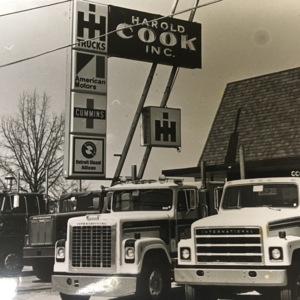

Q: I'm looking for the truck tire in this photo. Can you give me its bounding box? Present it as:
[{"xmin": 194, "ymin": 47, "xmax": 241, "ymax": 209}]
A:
[
  {"xmin": 279, "ymin": 265, "xmax": 300, "ymax": 300},
  {"xmin": 32, "ymin": 260, "xmax": 53, "ymax": 282},
  {"xmin": 59, "ymin": 293, "xmax": 90, "ymax": 300},
  {"xmin": 1, "ymin": 253, "xmax": 23, "ymax": 275},
  {"xmin": 185, "ymin": 285, "xmax": 218, "ymax": 300},
  {"xmin": 136, "ymin": 257, "xmax": 171, "ymax": 300}
]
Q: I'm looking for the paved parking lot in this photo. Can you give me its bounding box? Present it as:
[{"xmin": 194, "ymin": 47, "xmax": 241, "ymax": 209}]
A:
[{"xmin": 0, "ymin": 267, "xmax": 265, "ymax": 300}]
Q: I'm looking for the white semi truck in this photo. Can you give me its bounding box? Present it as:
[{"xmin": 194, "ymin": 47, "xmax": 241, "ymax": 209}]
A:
[
  {"xmin": 52, "ymin": 176, "xmax": 222, "ymax": 300},
  {"xmin": 175, "ymin": 176, "xmax": 300, "ymax": 300}
]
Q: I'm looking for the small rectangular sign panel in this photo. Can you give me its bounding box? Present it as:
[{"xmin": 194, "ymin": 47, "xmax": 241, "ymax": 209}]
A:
[
  {"xmin": 141, "ymin": 106, "xmax": 181, "ymax": 147},
  {"xmin": 72, "ymin": 51, "xmax": 107, "ymax": 94},
  {"xmin": 107, "ymin": 5, "xmax": 201, "ymax": 68},
  {"xmin": 70, "ymin": 135, "xmax": 105, "ymax": 178},
  {"xmin": 73, "ymin": 0, "xmax": 108, "ymax": 53},
  {"xmin": 70, "ymin": 92, "xmax": 107, "ymax": 135}
]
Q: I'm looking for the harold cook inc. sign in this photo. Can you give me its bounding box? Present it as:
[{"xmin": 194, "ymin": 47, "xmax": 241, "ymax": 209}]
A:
[{"xmin": 108, "ymin": 5, "xmax": 201, "ymax": 69}]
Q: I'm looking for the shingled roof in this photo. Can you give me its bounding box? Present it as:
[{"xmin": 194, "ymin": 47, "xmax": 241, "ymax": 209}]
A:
[
  {"xmin": 163, "ymin": 67, "xmax": 300, "ymax": 179},
  {"xmin": 199, "ymin": 66, "xmax": 300, "ymax": 167}
]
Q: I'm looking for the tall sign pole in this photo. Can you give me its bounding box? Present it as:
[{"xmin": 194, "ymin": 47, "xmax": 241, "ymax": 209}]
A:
[{"xmin": 112, "ymin": 63, "xmax": 157, "ymax": 183}]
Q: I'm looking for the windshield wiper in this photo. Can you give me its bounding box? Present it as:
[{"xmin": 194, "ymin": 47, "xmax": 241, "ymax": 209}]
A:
[{"xmin": 263, "ymin": 205, "xmax": 281, "ymax": 211}]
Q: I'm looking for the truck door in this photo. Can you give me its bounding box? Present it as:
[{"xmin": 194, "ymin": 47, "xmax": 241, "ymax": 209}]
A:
[{"xmin": 8, "ymin": 195, "xmax": 27, "ymax": 235}]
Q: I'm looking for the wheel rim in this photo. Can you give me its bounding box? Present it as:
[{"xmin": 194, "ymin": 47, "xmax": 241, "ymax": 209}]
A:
[
  {"xmin": 4, "ymin": 254, "xmax": 21, "ymax": 271},
  {"xmin": 149, "ymin": 269, "xmax": 163, "ymax": 298}
]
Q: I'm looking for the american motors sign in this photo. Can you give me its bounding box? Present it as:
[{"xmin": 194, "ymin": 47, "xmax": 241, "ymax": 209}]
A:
[{"xmin": 107, "ymin": 5, "xmax": 201, "ymax": 69}]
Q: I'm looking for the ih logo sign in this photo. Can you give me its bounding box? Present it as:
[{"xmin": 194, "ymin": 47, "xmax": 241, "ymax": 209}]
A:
[
  {"xmin": 73, "ymin": 1, "xmax": 108, "ymax": 53},
  {"xmin": 141, "ymin": 107, "xmax": 181, "ymax": 148},
  {"xmin": 155, "ymin": 112, "xmax": 176, "ymax": 142}
]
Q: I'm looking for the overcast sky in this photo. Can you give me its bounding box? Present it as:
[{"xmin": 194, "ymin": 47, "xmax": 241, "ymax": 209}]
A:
[{"xmin": 0, "ymin": 0, "xmax": 300, "ymax": 183}]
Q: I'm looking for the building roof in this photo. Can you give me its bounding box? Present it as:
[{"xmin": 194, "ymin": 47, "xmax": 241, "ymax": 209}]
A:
[
  {"xmin": 163, "ymin": 67, "xmax": 300, "ymax": 179},
  {"xmin": 200, "ymin": 66, "xmax": 300, "ymax": 166}
]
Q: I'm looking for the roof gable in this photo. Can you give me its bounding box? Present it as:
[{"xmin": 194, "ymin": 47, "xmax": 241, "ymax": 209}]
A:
[{"xmin": 200, "ymin": 67, "xmax": 300, "ymax": 166}]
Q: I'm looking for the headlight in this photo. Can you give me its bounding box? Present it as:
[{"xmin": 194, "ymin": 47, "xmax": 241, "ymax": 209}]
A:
[
  {"xmin": 125, "ymin": 247, "xmax": 135, "ymax": 259},
  {"xmin": 56, "ymin": 247, "xmax": 65, "ymax": 262},
  {"xmin": 181, "ymin": 247, "xmax": 191, "ymax": 260},
  {"xmin": 125, "ymin": 239, "xmax": 136, "ymax": 263},
  {"xmin": 269, "ymin": 247, "xmax": 283, "ymax": 260}
]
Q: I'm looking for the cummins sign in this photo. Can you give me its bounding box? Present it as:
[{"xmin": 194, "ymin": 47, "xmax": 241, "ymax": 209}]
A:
[{"xmin": 107, "ymin": 5, "xmax": 201, "ymax": 69}]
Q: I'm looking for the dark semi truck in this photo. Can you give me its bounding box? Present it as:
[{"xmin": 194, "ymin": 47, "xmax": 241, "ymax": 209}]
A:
[
  {"xmin": 0, "ymin": 191, "xmax": 46, "ymax": 274},
  {"xmin": 23, "ymin": 189, "xmax": 107, "ymax": 281}
]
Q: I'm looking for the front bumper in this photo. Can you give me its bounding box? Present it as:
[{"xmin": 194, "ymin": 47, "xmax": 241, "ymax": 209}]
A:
[
  {"xmin": 23, "ymin": 246, "xmax": 54, "ymax": 259},
  {"xmin": 52, "ymin": 274, "xmax": 137, "ymax": 297},
  {"xmin": 174, "ymin": 267, "xmax": 287, "ymax": 287}
]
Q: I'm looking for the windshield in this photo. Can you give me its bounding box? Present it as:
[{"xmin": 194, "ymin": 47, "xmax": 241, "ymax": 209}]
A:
[
  {"xmin": 60, "ymin": 194, "xmax": 100, "ymax": 212},
  {"xmin": 222, "ymin": 183, "xmax": 298, "ymax": 209},
  {"xmin": 0, "ymin": 195, "xmax": 12, "ymax": 212},
  {"xmin": 112, "ymin": 189, "xmax": 173, "ymax": 212}
]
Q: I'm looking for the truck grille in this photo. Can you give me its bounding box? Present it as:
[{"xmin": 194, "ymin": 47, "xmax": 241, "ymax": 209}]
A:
[
  {"xmin": 71, "ymin": 226, "xmax": 113, "ymax": 268},
  {"xmin": 195, "ymin": 227, "xmax": 263, "ymax": 264},
  {"xmin": 29, "ymin": 217, "xmax": 54, "ymax": 245}
]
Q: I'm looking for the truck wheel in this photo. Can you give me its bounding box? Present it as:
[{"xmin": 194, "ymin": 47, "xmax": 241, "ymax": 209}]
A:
[
  {"xmin": 2, "ymin": 253, "xmax": 23, "ymax": 274},
  {"xmin": 137, "ymin": 258, "xmax": 171, "ymax": 300},
  {"xmin": 279, "ymin": 265, "xmax": 300, "ymax": 300},
  {"xmin": 32, "ymin": 260, "xmax": 53, "ymax": 282},
  {"xmin": 185, "ymin": 285, "xmax": 218, "ymax": 300},
  {"xmin": 59, "ymin": 293, "xmax": 90, "ymax": 300}
]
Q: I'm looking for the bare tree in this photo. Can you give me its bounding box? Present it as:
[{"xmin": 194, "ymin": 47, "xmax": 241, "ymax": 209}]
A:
[{"xmin": 0, "ymin": 90, "xmax": 65, "ymax": 194}]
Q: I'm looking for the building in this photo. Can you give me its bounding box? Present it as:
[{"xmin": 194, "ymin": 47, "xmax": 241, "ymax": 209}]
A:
[{"xmin": 163, "ymin": 67, "xmax": 300, "ymax": 180}]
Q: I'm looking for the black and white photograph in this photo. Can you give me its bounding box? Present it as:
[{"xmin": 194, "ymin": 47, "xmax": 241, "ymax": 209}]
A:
[{"xmin": 0, "ymin": 0, "xmax": 300, "ymax": 299}]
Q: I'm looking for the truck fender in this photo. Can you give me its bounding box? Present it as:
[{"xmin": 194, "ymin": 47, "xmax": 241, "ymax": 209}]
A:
[{"xmin": 131, "ymin": 238, "xmax": 171, "ymax": 272}]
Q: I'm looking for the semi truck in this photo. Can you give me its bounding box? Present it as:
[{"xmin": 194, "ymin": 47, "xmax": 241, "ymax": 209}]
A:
[
  {"xmin": 23, "ymin": 189, "xmax": 107, "ymax": 281},
  {"xmin": 0, "ymin": 190, "xmax": 46, "ymax": 274},
  {"xmin": 175, "ymin": 176, "xmax": 300, "ymax": 300},
  {"xmin": 52, "ymin": 176, "xmax": 222, "ymax": 300}
]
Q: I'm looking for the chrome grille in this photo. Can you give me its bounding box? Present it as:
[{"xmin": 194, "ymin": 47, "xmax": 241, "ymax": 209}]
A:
[
  {"xmin": 29, "ymin": 217, "xmax": 54, "ymax": 245},
  {"xmin": 195, "ymin": 227, "xmax": 263, "ymax": 264},
  {"xmin": 72, "ymin": 225, "xmax": 112, "ymax": 268}
]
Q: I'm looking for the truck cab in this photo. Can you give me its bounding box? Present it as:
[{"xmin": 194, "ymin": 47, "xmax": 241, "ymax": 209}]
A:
[
  {"xmin": 175, "ymin": 177, "xmax": 300, "ymax": 300},
  {"xmin": 52, "ymin": 177, "xmax": 214, "ymax": 300},
  {"xmin": 23, "ymin": 189, "xmax": 106, "ymax": 281},
  {"xmin": 0, "ymin": 192, "xmax": 46, "ymax": 273}
]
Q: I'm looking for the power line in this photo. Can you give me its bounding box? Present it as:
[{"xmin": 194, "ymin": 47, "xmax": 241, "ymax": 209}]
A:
[
  {"xmin": 0, "ymin": 0, "xmax": 71, "ymax": 18},
  {"xmin": 0, "ymin": 0, "xmax": 222, "ymax": 69}
]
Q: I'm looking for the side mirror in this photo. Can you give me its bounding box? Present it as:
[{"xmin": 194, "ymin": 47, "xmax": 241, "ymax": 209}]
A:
[
  {"xmin": 198, "ymin": 189, "xmax": 209, "ymax": 218},
  {"xmin": 13, "ymin": 195, "xmax": 20, "ymax": 208},
  {"xmin": 189, "ymin": 192, "xmax": 196, "ymax": 210}
]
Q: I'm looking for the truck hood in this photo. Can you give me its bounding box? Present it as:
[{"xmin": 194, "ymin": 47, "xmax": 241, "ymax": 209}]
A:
[
  {"xmin": 31, "ymin": 210, "xmax": 99, "ymax": 220},
  {"xmin": 68, "ymin": 210, "xmax": 173, "ymax": 226},
  {"xmin": 193, "ymin": 207, "xmax": 300, "ymax": 228}
]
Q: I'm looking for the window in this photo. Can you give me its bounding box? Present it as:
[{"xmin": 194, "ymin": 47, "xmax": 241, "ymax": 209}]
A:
[
  {"xmin": 1, "ymin": 196, "xmax": 12, "ymax": 212},
  {"xmin": 177, "ymin": 189, "xmax": 196, "ymax": 212},
  {"xmin": 112, "ymin": 189, "xmax": 173, "ymax": 212},
  {"xmin": 222, "ymin": 183, "xmax": 298, "ymax": 209}
]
